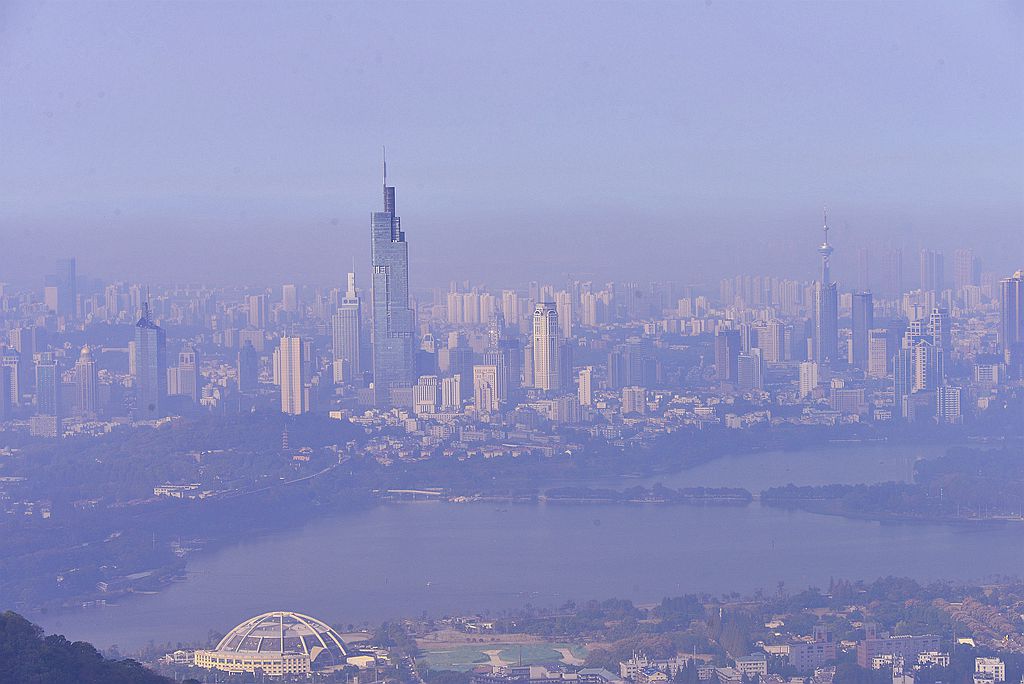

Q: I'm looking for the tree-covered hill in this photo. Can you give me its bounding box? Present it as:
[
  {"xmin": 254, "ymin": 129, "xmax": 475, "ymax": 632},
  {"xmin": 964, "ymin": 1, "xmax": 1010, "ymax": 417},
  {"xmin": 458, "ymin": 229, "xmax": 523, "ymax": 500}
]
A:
[{"xmin": 0, "ymin": 611, "xmax": 172, "ymax": 684}]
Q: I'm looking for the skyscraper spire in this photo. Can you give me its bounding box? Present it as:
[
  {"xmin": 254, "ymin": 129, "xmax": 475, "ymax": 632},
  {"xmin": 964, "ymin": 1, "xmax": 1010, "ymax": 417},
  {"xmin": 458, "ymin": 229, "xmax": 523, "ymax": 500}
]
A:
[
  {"xmin": 818, "ymin": 205, "xmax": 834, "ymax": 284},
  {"xmin": 382, "ymin": 146, "xmax": 387, "ymax": 188},
  {"xmin": 812, "ymin": 207, "xmax": 839, "ymax": 366}
]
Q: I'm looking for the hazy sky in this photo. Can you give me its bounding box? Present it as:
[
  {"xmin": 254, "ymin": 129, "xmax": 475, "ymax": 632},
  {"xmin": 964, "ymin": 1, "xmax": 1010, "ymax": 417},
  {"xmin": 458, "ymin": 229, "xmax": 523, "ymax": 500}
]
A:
[{"xmin": 1, "ymin": 1, "xmax": 1021, "ymax": 289}]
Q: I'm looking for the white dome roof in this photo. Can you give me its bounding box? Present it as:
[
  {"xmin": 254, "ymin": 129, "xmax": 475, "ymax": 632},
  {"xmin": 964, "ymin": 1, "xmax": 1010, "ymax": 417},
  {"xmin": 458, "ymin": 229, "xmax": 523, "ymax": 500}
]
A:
[{"xmin": 215, "ymin": 611, "xmax": 348, "ymax": 665}]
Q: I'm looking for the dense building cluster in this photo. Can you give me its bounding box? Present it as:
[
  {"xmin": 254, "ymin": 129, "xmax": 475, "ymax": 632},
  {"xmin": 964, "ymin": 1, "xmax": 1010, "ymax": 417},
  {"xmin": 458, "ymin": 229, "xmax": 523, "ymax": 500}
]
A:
[{"xmin": 0, "ymin": 169, "xmax": 1021, "ymax": 447}]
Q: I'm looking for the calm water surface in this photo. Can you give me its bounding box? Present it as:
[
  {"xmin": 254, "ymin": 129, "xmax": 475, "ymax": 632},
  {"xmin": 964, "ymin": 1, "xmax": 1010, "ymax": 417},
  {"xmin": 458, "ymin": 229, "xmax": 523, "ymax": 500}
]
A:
[{"xmin": 41, "ymin": 442, "xmax": 1017, "ymax": 651}]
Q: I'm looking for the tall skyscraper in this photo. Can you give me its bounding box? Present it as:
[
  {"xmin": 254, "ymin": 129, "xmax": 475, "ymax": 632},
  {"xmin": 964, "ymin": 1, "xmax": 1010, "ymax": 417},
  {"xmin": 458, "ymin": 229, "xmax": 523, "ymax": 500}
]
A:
[
  {"xmin": 370, "ymin": 157, "xmax": 416, "ymax": 405},
  {"xmin": 714, "ymin": 329, "xmax": 741, "ymax": 382},
  {"xmin": 1, "ymin": 351, "xmax": 21, "ymax": 406},
  {"xmin": 737, "ymin": 348, "xmax": 764, "ymax": 391},
  {"xmin": 531, "ymin": 302, "xmax": 560, "ymax": 392},
  {"xmin": 32, "ymin": 352, "xmax": 62, "ymax": 438},
  {"xmin": 850, "ymin": 292, "xmax": 873, "ymax": 370},
  {"xmin": 893, "ymin": 321, "xmax": 945, "ymax": 420},
  {"xmin": 332, "ymin": 272, "xmax": 362, "ymax": 382},
  {"xmin": 1000, "ymin": 271, "xmax": 1024, "ymax": 375},
  {"xmin": 881, "ymin": 248, "xmax": 904, "ymax": 298},
  {"xmin": 278, "ymin": 335, "xmax": 309, "ymax": 415},
  {"xmin": 170, "ymin": 344, "xmax": 201, "ymax": 403},
  {"xmin": 237, "ymin": 340, "xmax": 259, "ymax": 392},
  {"xmin": 55, "ymin": 257, "xmax": 77, "ymax": 318},
  {"xmin": 247, "ymin": 294, "xmax": 269, "ymax": 329},
  {"xmin": 0, "ymin": 365, "xmax": 11, "ymax": 421},
  {"xmin": 75, "ymin": 345, "xmax": 99, "ymax": 417},
  {"xmin": 812, "ymin": 210, "xmax": 839, "ymax": 366},
  {"xmin": 919, "ymin": 249, "xmax": 945, "ymax": 293},
  {"xmin": 472, "ymin": 364, "xmax": 499, "ymax": 414},
  {"xmin": 867, "ymin": 328, "xmax": 890, "ymax": 379},
  {"xmin": 952, "ymin": 249, "xmax": 980, "ymax": 292},
  {"xmin": 134, "ymin": 302, "xmax": 167, "ymax": 419},
  {"xmin": 578, "ymin": 366, "xmax": 593, "ymax": 406},
  {"xmin": 799, "ymin": 361, "xmax": 819, "ymax": 398},
  {"xmin": 281, "ymin": 284, "xmax": 299, "ymax": 312}
]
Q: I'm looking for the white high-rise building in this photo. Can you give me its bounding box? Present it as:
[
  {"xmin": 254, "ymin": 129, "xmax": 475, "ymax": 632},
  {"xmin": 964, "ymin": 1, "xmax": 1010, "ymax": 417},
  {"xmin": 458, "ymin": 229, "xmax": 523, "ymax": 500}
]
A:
[
  {"xmin": 440, "ymin": 375, "xmax": 462, "ymax": 411},
  {"xmin": 532, "ymin": 302, "xmax": 560, "ymax": 391},
  {"xmin": 473, "ymin": 365, "xmax": 499, "ymax": 414},
  {"xmin": 75, "ymin": 345, "xmax": 99, "ymax": 416},
  {"xmin": 332, "ymin": 272, "xmax": 362, "ymax": 380},
  {"xmin": 555, "ymin": 290, "xmax": 573, "ymax": 340},
  {"xmin": 799, "ymin": 361, "xmax": 819, "ymax": 398},
  {"xmin": 578, "ymin": 367, "xmax": 593, "ymax": 406},
  {"xmin": 622, "ymin": 386, "xmax": 646, "ymax": 415},
  {"xmin": 279, "ymin": 336, "xmax": 308, "ymax": 415},
  {"xmin": 282, "ymin": 284, "xmax": 299, "ymax": 312},
  {"xmin": 413, "ymin": 375, "xmax": 439, "ymax": 415},
  {"xmin": 867, "ymin": 329, "xmax": 890, "ymax": 379}
]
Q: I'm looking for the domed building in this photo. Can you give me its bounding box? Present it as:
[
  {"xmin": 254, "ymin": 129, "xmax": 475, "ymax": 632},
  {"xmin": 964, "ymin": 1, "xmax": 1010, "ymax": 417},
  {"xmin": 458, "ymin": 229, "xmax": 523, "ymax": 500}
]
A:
[{"xmin": 194, "ymin": 611, "xmax": 350, "ymax": 676}]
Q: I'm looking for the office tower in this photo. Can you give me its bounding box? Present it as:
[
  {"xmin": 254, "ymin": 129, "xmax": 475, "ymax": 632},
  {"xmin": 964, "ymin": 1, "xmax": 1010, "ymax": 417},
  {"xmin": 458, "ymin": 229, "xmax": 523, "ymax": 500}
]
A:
[
  {"xmin": 237, "ymin": 340, "xmax": 258, "ymax": 392},
  {"xmin": 857, "ymin": 247, "xmax": 870, "ymax": 291},
  {"xmin": 714, "ymin": 329, "xmax": 741, "ymax": 382},
  {"xmin": 621, "ymin": 386, "xmax": 646, "ymax": 415},
  {"xmin": 32, "ymin": 352, "xmax": 62, "ymax": 437},
  {"xmin": 578, "ymin": 367, "xmax": 593, "ymax": 406},
  {"xmin": 953, "ymin": 249, "xmax": 980, "ymax": 292},
  {"xmin": 278, "ymin": 336, "xmax": 309, "ymax": 415},
  {"xmin": 370, "ymin": 157, "xmax": 416, "ymax": 405},
  {"xmin": 481, "ymin": 349, "xmax": 509, "ymax": 405},
  {"xmin": 737, "ymin": 348, "xmax": 764, "ymax": 391},
  {"xmin": 170, "ymin": 344, "xmax": 201, "ymax": 402},
  {"xmin": 893, "ymin": 332, "xmax": 943, "ymax": 420},
  {"xmin": 756, "ymin": 320, "xmax": 785, "ymax": 364},
  {"xmin": 500, "ymin": 290, "xmax": 520, "ymax": 328},
  {"xmin": 1, "ymin": 351, "xmax": 21, "ymax": 406},
  {"xmin": 497, "ymin": 337, "xmax": 522, "ymax": 402},
  {"xmin": 1000, "ymin": 271, "xmax": 1024, "ymax": 375},
  {"xmin": 799, "ymin": 361, "xmax": 819, "ymax": 398},
  {"xmin": 413, "ymin": 375, "xmax": 439, "ymax": 415},
  {"xmin": 134, "ymin": 303, "xmax": 167, "ymax": 419},
  {"xmin": 554, "ymin": 291, "xmax": 573, "ymax": 339},
  {"xmin": 919, "ymin": 249, "xmax": 944, "ymax": 293},
  {"xmin": 881, "ymin": 248, "xmax": 904, "ymax": 297},
  {"xmin": 0, "ymin": 365, "xmax": 10, "ymax": 421},
  {"xmin": 558, "ymin": 339, "xmax": 575, "ymax": 392},
  {"xmin": 812, "ymin": 210, "xmax": 839, "ymax": 365},
  {"xmin": 332, "ymin": 272, "xmax": 362, "ymax": 382},
  {"xmin": 75, "ymin": 345, "xmax": 99, "ymax": 416},
  {"xmin": 53, "ymin": 257, "xmax": 76, "ymax": 318},
  {"xmin": 867, "ymin": 329, "xmax": 890, "ymax": 379},
  {"xmin": 282, "ymin": 284, "xmax": 299, "ymax": 312},
  {"xmin": 936, "ymin": 386, "xmax": 962, "ymax": 424},
  {"xmin": 247, "ymin": 294, "xmax": 269, "ymax": 329},
  {"xmin": 440, "ymin": 375, "xmax": 461, "ymax": 411},
  {"xmin": 850, "ymin": 292, "xmax": 873, "ymax": 370},
  {"xmin": 473, "ymin": 365, "xmax": 499, "ymax": 414},
  {"xmin": 532, "ymin": 302, "xmax": 560, "ymax": 391}
]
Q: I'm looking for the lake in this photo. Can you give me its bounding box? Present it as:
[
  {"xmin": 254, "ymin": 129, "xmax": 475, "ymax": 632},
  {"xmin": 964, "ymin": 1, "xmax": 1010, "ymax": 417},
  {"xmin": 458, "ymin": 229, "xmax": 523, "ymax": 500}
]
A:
[{"xmin": 40, "ymin": 442, "xmax": 1021, "ymax": 651}]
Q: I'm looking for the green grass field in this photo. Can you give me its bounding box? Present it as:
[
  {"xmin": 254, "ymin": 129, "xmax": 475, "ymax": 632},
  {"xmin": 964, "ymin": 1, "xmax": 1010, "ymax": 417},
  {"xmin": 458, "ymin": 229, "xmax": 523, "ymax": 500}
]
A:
[{"xmin": 420, "ymin": 643, "xmax": 588, "ymax": 672}]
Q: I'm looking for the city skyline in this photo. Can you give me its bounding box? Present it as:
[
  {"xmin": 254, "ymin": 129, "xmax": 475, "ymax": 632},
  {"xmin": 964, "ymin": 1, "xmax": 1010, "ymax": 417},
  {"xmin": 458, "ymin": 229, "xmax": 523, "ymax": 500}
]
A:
[{"xmin": 1, "ymin": 3, "xmax": 1023, "ymax": 681}]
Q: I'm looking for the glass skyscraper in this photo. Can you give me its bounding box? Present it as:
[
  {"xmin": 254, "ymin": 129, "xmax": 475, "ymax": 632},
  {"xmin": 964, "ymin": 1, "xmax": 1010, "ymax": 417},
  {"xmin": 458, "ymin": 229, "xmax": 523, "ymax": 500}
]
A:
[
  {"xmin": 134, "ymin": 302, "xmax": 167, "ymax": 418},
  {"xmin": 370, "ymin": 159, "xmax": 416, "ymax": 405}
]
